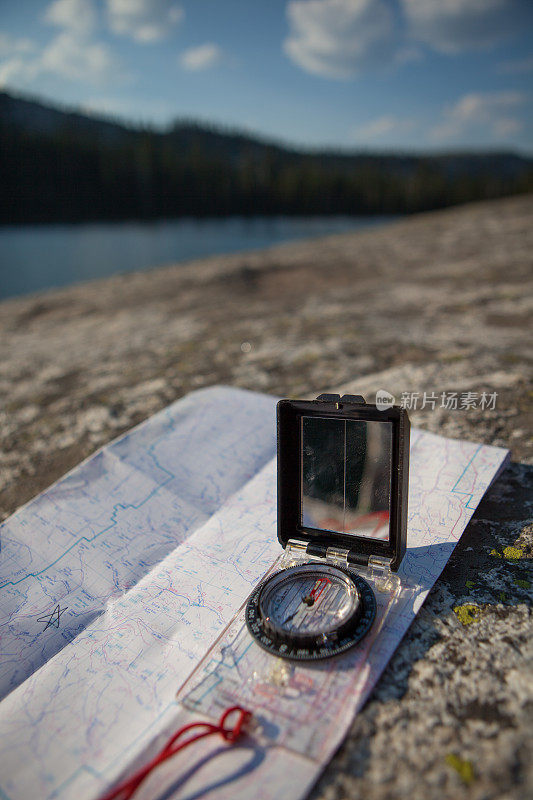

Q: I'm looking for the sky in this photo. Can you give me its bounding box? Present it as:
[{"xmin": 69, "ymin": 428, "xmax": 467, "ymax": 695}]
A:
[{"xmin": 0, "ymin": 0, "xmax": 532, "ymax": 153}]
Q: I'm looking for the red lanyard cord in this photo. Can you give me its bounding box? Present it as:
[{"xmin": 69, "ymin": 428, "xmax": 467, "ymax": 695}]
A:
[{"xmin": 100, "ymin": 706, "xmax": 252, "ymax": 800}]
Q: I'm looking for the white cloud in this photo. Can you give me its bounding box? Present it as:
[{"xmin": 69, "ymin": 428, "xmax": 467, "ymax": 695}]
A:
[
  {"xmin": 446, "ymin": 91, "xmax": 524, "ymax": 124},
  {"xmin": 180, "ymin": 43, "xmax": 224, "ymax": 72},
  {"xmin": 493, "ymin": 117, "xmax": 522, "ymax": 136},
  {"xmin": 41, "ymin": 30, "xmax": 116, "ymax": 82},
  {"xmin": 107, "ymin": 0, "xmax": 183, "ymax": 43},
  {"xmin": 404, "ymin": 0, "xmax": 526, "ymax": 54},
  {"xmin": 0, "ymin": 33, "xmax": 35, "ymax": 57},
  {"xmin": 0, "ymin": 57, "xmax": 33, "ymax": 87},
  {"xmin": 44, "ymin": 0, "xmax": 97, "ymax": 35},
  {"xmin": 282, "ymin": 0, "xmax": 532, "ymax": 81},
  {"xmin": 0, "ymin": 31, "xmax": 118, "ymax": 88},
  {"xmin": 1, "ymin": 0, "xmax": 137, "ymax": 90},
  {"xmin": 284, "ymin": 0, "xmax": 398, "ymax": 79},
  {"xmin": 431, "ymin": 91, "xmax": 527, "ymax": 141},
  {"xmin": 353, "ymin": 114, "xmax": 414, "ymax": 139}
]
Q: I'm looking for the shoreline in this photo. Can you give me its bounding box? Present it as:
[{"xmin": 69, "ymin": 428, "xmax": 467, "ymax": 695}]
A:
[{"xmin": 0, "ymin": 213, "xmax": 396, "ymax": 301}]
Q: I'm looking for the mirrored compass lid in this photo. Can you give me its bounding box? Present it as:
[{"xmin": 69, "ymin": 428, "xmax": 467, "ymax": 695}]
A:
[{"xmin": 277, "ymin": 394, "xmax": 410, "ymax": 571}]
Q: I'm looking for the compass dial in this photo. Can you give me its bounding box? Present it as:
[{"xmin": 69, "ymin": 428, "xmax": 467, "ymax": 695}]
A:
[
  {"xmin": 260, "ymin": 565, "xmax": 359, "ymax": 640},
  {"xmin": 246, "ymin": 563, "xmax": 376, "ymax": 661}
]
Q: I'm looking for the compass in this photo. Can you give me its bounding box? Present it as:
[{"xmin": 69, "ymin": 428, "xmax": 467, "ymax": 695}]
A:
[{"xmin": 245, "ymin": 563, "xmax": 376, "ymax": 661}]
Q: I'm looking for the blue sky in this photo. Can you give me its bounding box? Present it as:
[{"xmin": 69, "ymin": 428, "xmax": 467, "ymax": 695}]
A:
[{"xmin": 0, "ymin": 0, "xmax": 532, "ymax": 152}]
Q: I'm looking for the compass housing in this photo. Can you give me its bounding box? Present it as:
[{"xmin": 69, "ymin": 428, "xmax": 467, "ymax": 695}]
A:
[
  {"xmin": 246, "ymin": 563, "xmax": 377, "ymax": 660},
  {"xmin": 277, "ymin": 395, "xmax": 410, "ymax": 571},
  {"xmin": 259, "ymin": 563, "xmax": 362, "ymax": 645}
]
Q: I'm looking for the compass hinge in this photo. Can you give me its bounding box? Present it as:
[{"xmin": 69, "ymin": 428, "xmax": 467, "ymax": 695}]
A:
[
  {"xmin": 284, "ymin": 540, "xmax": 392, "ymax": 574},
  {"xmin": 285, "ymin": 539, "xmax": 355, "ymax": 568},
  {"xmin": 285, "ymin": 539, "xmax": 309, "ymax": 561},
  {"xmin": 368, "ymin": 555, "xmax": 393, "ymax": 577},
  {"xmin": 325, "ymin": 546, "xmax": 350, "ymax": 567}
]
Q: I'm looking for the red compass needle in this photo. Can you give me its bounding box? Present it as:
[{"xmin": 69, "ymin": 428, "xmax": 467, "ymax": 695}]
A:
[{"xmin": 308, "ymin": 578, "xmax": 330, "ymax": 602}]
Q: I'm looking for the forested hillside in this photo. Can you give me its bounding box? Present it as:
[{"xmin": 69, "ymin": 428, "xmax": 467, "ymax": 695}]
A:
[{"xmin": 1, "ymin": 91, "xmax": 532, "ymax": 224}]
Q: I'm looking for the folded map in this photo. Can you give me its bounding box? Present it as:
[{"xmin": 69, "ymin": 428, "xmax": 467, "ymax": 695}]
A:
[{"xmin": 0, "ymin": 386, "xmax": 509, "ymax": 800}]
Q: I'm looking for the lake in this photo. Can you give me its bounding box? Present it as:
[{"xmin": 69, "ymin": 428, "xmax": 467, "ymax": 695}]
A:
[{"xmin": 0, "ymin": 216, "xmax": 394, "ymax": 300}]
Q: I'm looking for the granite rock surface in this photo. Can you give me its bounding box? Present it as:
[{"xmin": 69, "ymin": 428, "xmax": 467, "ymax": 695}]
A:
[{"xmin": 1, "ymin": 194, "xmax": 532, "ymax": 799}]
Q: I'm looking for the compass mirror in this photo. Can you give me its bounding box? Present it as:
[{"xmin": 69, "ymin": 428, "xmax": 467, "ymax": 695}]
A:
[{"xmin": 301, "ymin": 417, "xmax": 393, "ymax": 542}]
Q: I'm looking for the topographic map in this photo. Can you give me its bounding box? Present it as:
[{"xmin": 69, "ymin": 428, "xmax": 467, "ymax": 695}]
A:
[{"xmin": 0, "ymin": 387, "xmax": 509, "ymax": 800}]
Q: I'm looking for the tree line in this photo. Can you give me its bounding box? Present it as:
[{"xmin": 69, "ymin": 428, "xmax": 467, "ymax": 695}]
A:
[{"xmin": 1, "ymin": 100, "xmax": 532, "ymax": 224}]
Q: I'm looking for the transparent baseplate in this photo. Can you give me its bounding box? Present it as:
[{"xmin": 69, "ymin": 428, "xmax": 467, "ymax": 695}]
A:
[{"xmin": 176, "ymin": 547, "xmax": 417, "ymax": 761}]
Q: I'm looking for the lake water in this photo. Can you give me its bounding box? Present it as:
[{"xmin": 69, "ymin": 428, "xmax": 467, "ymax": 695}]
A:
[{"xmin": 0, "ymin": 216, "xmax": 393, "ymax": 300}]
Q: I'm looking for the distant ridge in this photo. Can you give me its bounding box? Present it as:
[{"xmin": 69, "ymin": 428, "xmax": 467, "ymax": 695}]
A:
[{"xmin": 1, "ymin": 90, "xmax": 532, "ymax": 224}]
